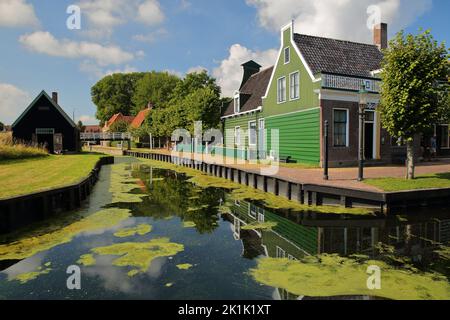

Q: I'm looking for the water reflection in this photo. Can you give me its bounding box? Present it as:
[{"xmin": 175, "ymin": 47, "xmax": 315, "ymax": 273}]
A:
[{"xmin": 0, "ymin": 159, "xmax": 448, "ymax": 300}]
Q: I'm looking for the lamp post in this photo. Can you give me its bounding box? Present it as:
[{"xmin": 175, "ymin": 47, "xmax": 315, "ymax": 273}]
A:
[
  {"xmin": 323, "ymin": 120, "xmax": 329, "ymax": 180},
  {"xmin": 358, "ymin": 84, "xmax": 368, "ymax": 181}
]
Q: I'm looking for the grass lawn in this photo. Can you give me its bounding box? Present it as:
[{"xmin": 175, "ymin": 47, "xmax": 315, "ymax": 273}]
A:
[
  {"xmin": 0, "ymin": 153, "xmax": 105, "ymax": 199},
  {"xmin": 365, "ymin": 172, "xmax": 450, "ymax": 192}
]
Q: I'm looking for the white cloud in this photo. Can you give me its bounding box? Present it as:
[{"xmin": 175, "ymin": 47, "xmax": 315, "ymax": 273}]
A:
[
  {"xmin": 19, "ymin": 31, "xmax": 135, "ymax": 66},
  {"xmin": 77, "ymin": 0, "xmax": 165, "ymax": 38},
  {"xmin": 0, "ymin": 83, "xmax": 31, "ymax": 125},
  {"xmin": 79, "ymin": 60, "xmax": 138, "ymax": 79},
  {"xmin": 246, "ymin": 0, "xmax": 432, "ymax": 42},
  {"xmin": 213, "ymin": 44, "xmax": 277, "ymax": 97},
  {"xmin": 133, "ymin": 28, "xmax": 168, "ymax": 44},
  {"xmin": 78, "ymin": 115, "xmax": 98, "ymax": 125},
  {"xmin": 137, "ymin": 0, "xmax": 165, "ymax": 25},
  {"xmin": 187, "ymin": 66, "xmax": 208, "ymax": 74},
  {"xmin": 0, "ymin": 0, "xmax": 40, "ymax": 28}
]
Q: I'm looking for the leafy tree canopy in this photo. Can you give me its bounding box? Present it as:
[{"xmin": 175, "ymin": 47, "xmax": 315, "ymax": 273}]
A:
[
  {"xmin": 380, "ymin": 30, "xmax": 449, "ymax": 140},
  {"xmin": 108, "ymin": 119, "xmax": 130, "ymax": 133},
  {"xmin": 91, "ymin": 73, "xmax": 145, "ymax": 124},
  {"xmin": 132, "ymin": 71, "xmax": 181, "ymax": 114}
]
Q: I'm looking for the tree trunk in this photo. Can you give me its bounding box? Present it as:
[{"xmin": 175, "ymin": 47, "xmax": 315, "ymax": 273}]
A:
[{"xmin": 406, "ymin": 139, "xmax": 415, "ymax": 180}]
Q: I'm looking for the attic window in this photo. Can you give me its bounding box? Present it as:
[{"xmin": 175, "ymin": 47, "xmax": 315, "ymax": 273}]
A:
[
  {"xmin": 284, "ymin": 47, "xmax": 290, "ymax": 64},
  {"xmin": 38, "ymin": 106, "xmax": 50, "ymax": 111},
  {"xmin": 234, "ymin": 92, "xmax": 240, "ymax": 113}
]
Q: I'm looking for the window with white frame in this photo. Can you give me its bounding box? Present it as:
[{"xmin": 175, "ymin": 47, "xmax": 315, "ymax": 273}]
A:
[
  {"xmin": 284, "ymin": 47, "xmax": 290, "ymax": 64},
  {"xmin": 277, "ymin": 77, "xmax": 286, "ymax": 103},
  {"xmin": 249, "ymin": 204, "xmax": 257, "ymax": 219},
  {"xmin": 333, "ymin": 109, "xmax": 348, "ymax": 147},
  {"xmin": 234, "ymin": 93, "xmax": 240, "ymax": 114},
  {"xmin": 234, "ymin": 126, "xmax": 241, "ymax": 146},
  {"xmin": 249, "ymin": 121, "xmax": 257, "ymax": 146},
  {"xmin": 276, "ymin": 246, "xmax": 286, "ymax": 258},
  {"xmin": 290, "ymin": 72, "xmax": 300, "ymax": 100}
]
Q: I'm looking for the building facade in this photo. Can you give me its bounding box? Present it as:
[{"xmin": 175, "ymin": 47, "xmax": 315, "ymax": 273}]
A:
[
  {"xmin": 222, "ymin": 22, "xmax": 416, "ymax": 167},
  {"xmin": 12, "ymin": 91, "xmax": 80, "ymax": 153}
]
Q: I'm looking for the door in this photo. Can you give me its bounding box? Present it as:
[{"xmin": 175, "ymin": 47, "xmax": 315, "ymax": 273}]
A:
[
  {"xmin": 364, "ymin": 111, "xmax": 375, "ymax": 160},
  {"xmin": 54, "ymin": 133, "xmax": 63, "ymax": 154},
  {"xmin": 258, "ymin": 119, "xmax": 266, "ymax": 159},
  {"xmin": 437, "ymin": 125, "xmax": 449, "ymax": 155}
]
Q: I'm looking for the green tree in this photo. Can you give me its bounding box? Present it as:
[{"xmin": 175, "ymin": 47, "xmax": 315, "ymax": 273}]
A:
[
  {"xmin": 380, "ymin": 30, "xmax": 449, "ymax": 179},
  {"xmin": 77, "ymin": 120, "xmax": 85, "ymax": 132},
  {"xmin": 132, "ymin": 71, "xmax": 181, "ymax": 114},
  {"xmin": 91, "ymin": 73, "xmax": 145, "ymax": 124},
  {"xmin": 109, "ymin": 119, "xmax": 130, "ymax": 133}
]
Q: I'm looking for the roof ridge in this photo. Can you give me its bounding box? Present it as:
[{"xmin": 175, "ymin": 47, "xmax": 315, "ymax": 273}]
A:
[
  {"xmin": 294, "ymin": 33, "xmax": 378, "ymax": 48},
  {"xmin": 248, "ymin": 65, "xmax": 274, "ymax": 80}
]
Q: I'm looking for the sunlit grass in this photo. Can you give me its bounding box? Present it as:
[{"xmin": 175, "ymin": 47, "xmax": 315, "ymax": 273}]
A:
[
  {"xmin": 365, "ymin": 172, "xmax": 450, "ymax": 191},
  {"xmin": 0, "ymin": 153, "xmax": 105, "ymax": 199},
  {"xmin": 0, "ymin": 132, "xmax": 48, "ymax": 161}
]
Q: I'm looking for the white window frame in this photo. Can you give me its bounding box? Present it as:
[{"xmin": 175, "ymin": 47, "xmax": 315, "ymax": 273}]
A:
[
  {"xmin": 234, "ymin": 126, "xmax": 241, "ymax": 146},
  {"xmin": 248, "ymin": 120, "xmax": 257, "ymax": 146},
  {"xmin": 332, "ymin": 108, "xmax": 349, "ymax": 148},
  {"xmin": 277, "ymin": 77, "xmax": 287, "ymax": 104},
  {"xmin": 276, "ymin": 246, "xmax": 286, "ymax": 258},
  {"xmin": 249, "ymin": 204, "xmax": 257, "ymax": 219},
  {"xmin": 284, "ymin": 47, "xmax": 290, "ymax": 64},
  {"xmin": 233, "ymin": 92, "xmax": 240, "ymax": 114},
  {"xmin": 289, "ymin": 71, "xmax": 300, "ymax": 101}
]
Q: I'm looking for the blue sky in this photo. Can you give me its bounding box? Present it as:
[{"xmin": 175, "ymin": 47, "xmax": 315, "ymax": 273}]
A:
[{"xmin": 0, "ymin": 0, "xmax": 449, "ymax": 125}]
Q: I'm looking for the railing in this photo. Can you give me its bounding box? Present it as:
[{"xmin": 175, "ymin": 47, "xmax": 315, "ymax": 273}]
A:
[
  {"xmin": 322, "ymin": 73, "xmax": 381, "ymax": 93},
  {"xmin": 80, "ymin": 132, "xmax": 132, "ymax": 141}
]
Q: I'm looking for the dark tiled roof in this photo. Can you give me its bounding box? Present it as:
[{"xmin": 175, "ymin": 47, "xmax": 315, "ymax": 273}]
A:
[
  {"xmin": 223, "ymin": 66, "xmax": 274, "ymax": 117},
  {"xmin": 293, "ymin": 34, "xmax": 383, "ymax": 78}
]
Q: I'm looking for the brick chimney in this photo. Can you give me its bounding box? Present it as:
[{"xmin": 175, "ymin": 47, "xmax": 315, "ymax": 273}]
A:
[
  {"xmin": 52, "ymin": 92, "xmax": 58, "ymax": 104},
  {"xmin": 240, "ymin": 60, "xmax": 262, "ymax": 89},
  {"xmin": 373, "ymin": 23, "xmax": 388, "ymax": 50}
]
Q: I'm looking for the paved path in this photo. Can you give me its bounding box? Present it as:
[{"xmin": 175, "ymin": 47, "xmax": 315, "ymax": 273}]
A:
[{"xmin": 92, "ymin": 146, "xmax": 450, "ymax": 193}]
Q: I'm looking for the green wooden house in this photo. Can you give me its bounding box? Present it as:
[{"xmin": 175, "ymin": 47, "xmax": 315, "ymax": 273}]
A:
[{"xmin": 222, "ymin": 22, "xmax": 402, "ymax": 167}]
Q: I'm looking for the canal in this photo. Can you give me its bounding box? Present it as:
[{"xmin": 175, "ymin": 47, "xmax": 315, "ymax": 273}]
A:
[{"xmin": 0, "ymin": 157, "xmax": 449, "ymax": 300}]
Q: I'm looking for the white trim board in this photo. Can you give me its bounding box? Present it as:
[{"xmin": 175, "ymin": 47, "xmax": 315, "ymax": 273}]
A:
[
  {"xmin": 265, "ymin": 107, "xmax": 320, "ymax": 120},
  {"xmin": 12, "ymin": 90, "xmax": 76, "ymax": 128}
]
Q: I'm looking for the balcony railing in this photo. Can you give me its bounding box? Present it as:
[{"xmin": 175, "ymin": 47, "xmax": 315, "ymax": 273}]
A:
[
  {"xmin": 80, "ymin": 132, "xmax": 132, "ymax": 141},
  {"xmin": 322, "ymin": 73, "xmax": 381, "ymax": 93}
]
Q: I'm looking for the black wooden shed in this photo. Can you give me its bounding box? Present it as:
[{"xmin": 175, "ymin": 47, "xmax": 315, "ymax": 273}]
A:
[{"xmin": 12, "ymin": 91, "xmax": 80, "ymax": 153}]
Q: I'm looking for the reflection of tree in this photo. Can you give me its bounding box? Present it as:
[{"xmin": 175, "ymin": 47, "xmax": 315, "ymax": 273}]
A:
[{"xmin": 132, "ymin": 166, "xmax": 224, "ymax": 234}]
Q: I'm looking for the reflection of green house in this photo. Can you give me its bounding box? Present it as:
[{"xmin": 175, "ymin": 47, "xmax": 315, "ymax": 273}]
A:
[{"xmin": 226, "ymin": 197, "xmax": 319, "ymax": 258}]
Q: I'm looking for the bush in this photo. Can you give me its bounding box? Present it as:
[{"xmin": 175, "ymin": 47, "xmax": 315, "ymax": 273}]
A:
[{"xmin": 0, "ymin": 132, "xmax": 48, "ymax": 161}]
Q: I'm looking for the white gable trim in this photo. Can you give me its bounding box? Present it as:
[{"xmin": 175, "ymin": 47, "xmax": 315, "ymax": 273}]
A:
[
  {"xmin": 12, "ymin": 90, "xmax": 77, "ymax": 129},
  {"xmin": 262, "ymin": 20, "xmax": 317, "ymax": 100}
]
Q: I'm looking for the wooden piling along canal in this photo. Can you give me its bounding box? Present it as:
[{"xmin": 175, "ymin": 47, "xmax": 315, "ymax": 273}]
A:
[
  {"xmin": 125, "ymin": 150, "xmax": 450, "ymax": 213},
  {"xmin": 0, "ymin": 156, "xmax": 114, "ymax": 234}
]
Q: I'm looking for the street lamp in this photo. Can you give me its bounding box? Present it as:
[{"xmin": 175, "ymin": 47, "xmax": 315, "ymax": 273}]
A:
[{"xmin": 358, "ymin": 84, "xmax": 368, "ymax": 181}]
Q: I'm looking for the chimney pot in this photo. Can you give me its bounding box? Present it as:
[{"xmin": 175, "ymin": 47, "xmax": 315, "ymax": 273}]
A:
[
  {"xmin": 52, "ymin": 92, "xmax": 58, "ymax": 104},
  {"xmin": 373, "ymin": 23, "xmax": 388, "ymax": 50},
  {"xmin": 240, "ymin": 60, "xmax": 262, "ymax": 89}
]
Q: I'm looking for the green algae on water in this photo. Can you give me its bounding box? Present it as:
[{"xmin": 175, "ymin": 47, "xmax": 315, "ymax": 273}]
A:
[
  {"xmin": 176, "ymin": 263, "xmax": 193, "ymax": 270},
  {"xmin": 250, "ymin": 255, "xmax": 450, "ymax": 300},
  {"xmin": 139, "ymin": 159, "xmax": 376, "ymax": 216},
  {"xmin": 11, "ymin": 263, "xmax": 52, "ymax": 284},
  {"xmin": 114, "ymin": 224, "xmax": 153, "ymax": 238},
  {"xmin": 90, "ymin": 238, "xmax": 184, "ymax": 277},
  {"xmin": 0, "ymin": 208, "xmax": 132, "ymax": 261},
  {"xmin": 77, "ymin": 254, "xmax": 96, "ymax": 267},
  {"xmin": 241, "ymin": 222, "xmax": 277, "ymax": 231},
  {"xmin": 183, "ymin": 221, "xmax": 196, "ymax": 228}
]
